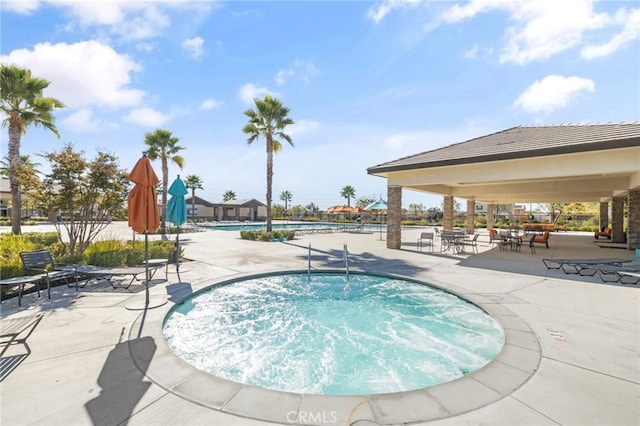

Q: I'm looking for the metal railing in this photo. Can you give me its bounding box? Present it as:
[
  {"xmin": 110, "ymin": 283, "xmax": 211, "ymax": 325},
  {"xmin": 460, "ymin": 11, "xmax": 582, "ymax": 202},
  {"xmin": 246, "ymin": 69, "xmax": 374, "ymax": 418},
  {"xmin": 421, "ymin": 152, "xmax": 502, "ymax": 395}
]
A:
[{"xmin": 343, "ymin": 244, "xmax": 350, "ymax": 280}]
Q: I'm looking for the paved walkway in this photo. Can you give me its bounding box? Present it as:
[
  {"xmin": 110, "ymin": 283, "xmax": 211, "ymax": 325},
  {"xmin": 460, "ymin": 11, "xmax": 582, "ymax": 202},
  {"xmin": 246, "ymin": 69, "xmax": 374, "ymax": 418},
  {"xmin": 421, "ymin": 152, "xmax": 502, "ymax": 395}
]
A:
[{"xmin": 1, "ymin": 223, "xmax": 638, "ymax": 425}]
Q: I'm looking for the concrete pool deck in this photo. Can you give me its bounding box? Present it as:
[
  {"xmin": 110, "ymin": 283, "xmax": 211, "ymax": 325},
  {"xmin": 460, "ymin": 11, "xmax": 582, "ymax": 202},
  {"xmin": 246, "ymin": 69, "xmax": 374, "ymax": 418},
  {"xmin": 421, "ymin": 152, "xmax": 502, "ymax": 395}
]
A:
[{"xmin": 1, "ymin": 222, "xmax": 638, "ymax": 425}]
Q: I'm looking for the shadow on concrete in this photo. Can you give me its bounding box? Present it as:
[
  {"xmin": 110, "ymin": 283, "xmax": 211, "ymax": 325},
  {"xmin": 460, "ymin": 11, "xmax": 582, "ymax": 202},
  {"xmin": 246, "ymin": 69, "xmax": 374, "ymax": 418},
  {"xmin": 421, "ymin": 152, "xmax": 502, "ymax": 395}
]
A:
[
  {"xmin": 85, "ymin": 336, "xmax": 156, "ymax": 426},
  {"xmin": 441, "ymin": 233, "xmax": 638, "ymax": 287},
  {"xmin": 281, "ymin": 240, "xmax": 431, "ymax": 276},
  {"xmin": 0, "ymin": 313, "xmax": 43, "ymax": 381}
]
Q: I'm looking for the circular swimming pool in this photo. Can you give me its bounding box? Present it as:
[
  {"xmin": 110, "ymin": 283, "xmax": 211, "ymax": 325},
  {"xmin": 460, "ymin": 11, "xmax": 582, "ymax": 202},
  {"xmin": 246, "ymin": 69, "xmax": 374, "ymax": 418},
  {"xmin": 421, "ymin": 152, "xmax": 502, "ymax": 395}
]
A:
[{"xmin": 163, "ymin": 272, "xmax": 505, "ymax": 396}]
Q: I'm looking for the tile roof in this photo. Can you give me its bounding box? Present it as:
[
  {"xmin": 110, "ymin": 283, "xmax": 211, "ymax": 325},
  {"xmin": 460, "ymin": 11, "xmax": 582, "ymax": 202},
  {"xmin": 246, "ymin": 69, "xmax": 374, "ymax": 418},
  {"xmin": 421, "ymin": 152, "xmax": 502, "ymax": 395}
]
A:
[
  {"xmin": 368, "ymin": 123, "xmax": 640, "ymax": 174},
  {"xmin": 185, "ymin": 196, "xmax": 266, "ymax": 208}
]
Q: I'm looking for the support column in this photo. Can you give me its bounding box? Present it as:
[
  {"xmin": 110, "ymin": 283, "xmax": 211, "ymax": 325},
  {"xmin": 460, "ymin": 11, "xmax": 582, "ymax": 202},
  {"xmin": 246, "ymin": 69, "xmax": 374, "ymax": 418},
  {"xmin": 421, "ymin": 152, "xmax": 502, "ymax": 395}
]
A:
[
  {"xmin": 612, "ymin": 196, "xmax": 625, "ymax": 244},
  {"xmin": 627, "ymin": 189, "xmax": 639, "ymax": 250},
  {"xmin": 487, "ymin": 204, "xmax": 495, "ymax": 230},
  {"xmin": 443, "ymin": 196, "xmax": 454, "ymax": 231},
  {"xmin": 387, "ymin": 185, "xmax": 402, "ymax": 250},
  {"xmin": 466, "ymin": 200, "xmax": 475, "ymax": 234},
  {"xmin": 599, "ymin": 201, "xmax": 609, "ymax": 231}
]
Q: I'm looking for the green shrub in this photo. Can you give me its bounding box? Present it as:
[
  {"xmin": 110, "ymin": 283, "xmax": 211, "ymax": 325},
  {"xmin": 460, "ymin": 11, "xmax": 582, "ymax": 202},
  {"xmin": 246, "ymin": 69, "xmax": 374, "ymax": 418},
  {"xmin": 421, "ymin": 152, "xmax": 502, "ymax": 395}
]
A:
[
  {"xmin": 48, "ymin": 242, "xmax": 69, "ymax": 258},
  {"xmin": 85, "ymin": 240, "xmax": 128, "ymax": 266},
  {"xmin": 0, "ymin": 234, "xmax": 39, "ymax": 297},
  {"xmin": 23, "ymin": 232, "xmax": 60, "ymax": 247},
  {"xmin": 240, "ymin": 230, "xmax": 294, "ymax": 242},
  {"xmin": 240, "ymin": 230, "xmax": 258, "ymax": 240},
  {"xmin": 84, "ymin": 239, "xmax": 172, "ymax": 266}
]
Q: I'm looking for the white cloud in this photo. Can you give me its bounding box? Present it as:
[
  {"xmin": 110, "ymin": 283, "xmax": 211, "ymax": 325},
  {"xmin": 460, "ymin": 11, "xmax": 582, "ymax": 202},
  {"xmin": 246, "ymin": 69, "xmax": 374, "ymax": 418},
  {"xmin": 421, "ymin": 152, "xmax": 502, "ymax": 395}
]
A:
[
  {"xmin": 3, "ymin": 0, "xmax": 40, "ymax": 14},
  {"xmin": 61, "ymin": 108, "xmax": 103, "ymax": 132},
  {"xmin": 514, "ymin": 75, "xmax": 595, "ymax": 114},
  {"xmin": 1, "ymin": 41, "xmax": 144, "ymax": 109},
  {"xmin": 582, "ymin": 8, "xmax": 640, "ymax": 59},
  {"xmin": 182, "ymin": 36, "xmax": 204, "ymax": 59},
  {"xmin": 382, "ymin": 125, "xmax": 491, "ymax": 154},
  {"xmin": 383, "ymin": 132, "xmax": 422, "ymax": 150},
  {"xmin": 8, "ymin": 1, "xmax": 214, "ymax": 42},
  {"xmin": 288, "ymin": 119, "xmax": 319, "ymax": 137},
  {"xmin": 124, "ymin": 107, "xmax": 170, "ymax": 127},
  {"xmin": 274, "ymin": 59, "xmax": 318, "ymax": 86},
  {"xmin": 441, "ymin": 0, "xmax": 635, "ymax": 64},
  {"xmin": 275, "ymin": 68, "xmax": 294, "ymax": 86},
  {"xmin": 499, "ymin": 1, "xmax": 608, "ymax": 64},
  {"xmin": 135, "ymin": 42, "xmax": 157, "ymax": 53},
  {"xmin": 463, "ymin": 44, "xmax": 479, "ymax": 59},
  {"xmin": 200, "ymin": 98, "xmax": 221, "ymax": 110},
  {"xmin": 367, "ymin": 0, "xmax": 422, "ymax": 24},
  {"xmin": 238, "ymin": 83, "xmax": 276, "ymax": 104}
]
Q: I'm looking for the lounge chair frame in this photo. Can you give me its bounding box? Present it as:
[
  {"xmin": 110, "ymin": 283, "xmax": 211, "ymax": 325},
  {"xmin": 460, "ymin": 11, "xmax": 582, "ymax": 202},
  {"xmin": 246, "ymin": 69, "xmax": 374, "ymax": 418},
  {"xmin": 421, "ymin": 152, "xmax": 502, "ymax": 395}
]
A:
[{"xmin": 65, "ymin": 264, "xmax": 164, "ymax": 289}]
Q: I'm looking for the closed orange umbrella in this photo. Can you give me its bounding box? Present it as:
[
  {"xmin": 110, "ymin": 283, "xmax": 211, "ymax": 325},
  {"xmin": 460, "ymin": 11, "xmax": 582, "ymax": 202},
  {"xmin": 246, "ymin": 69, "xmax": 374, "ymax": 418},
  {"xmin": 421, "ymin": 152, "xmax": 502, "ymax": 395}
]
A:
[
  {"xmin": 128, "ymin": 155, "xmax": 160, "ymax": 233},
  {"xmin": 128, "ymin": 153, "xmax": 160, "ymax": 307}
]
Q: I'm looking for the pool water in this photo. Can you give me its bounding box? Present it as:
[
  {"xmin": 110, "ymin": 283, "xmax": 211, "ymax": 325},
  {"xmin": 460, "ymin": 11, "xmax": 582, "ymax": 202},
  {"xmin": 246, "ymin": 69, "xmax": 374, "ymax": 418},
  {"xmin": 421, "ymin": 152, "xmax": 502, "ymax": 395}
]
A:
[
  {"xmin": 163, "ymin": 273, "xmax": 504, "ymax": 396},
  {"xmin": 200, "ymin": 222, "xmax": 383, "ymax": 232}
]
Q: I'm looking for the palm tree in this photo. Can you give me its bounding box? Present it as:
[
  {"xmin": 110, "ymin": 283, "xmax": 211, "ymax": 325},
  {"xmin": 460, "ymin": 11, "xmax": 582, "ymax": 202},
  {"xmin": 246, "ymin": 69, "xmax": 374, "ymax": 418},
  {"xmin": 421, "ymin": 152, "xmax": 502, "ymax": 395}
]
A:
[
  {"xmin": 144, "ymin": 129, "xmax": 185, "ymax": 230},
  {"xmin": 223, "ymin": 190, "xmax": 236, "ymax": 202},
  {"xmin": 243, "ymin": 94, "xmax": 294, "ymax": 232},
  {"xmin": 1, "ymin": 64, "xmax": 64, "ymax": 234},
  {"xmin": 340, "ymin": 185, "xmax": 356, "ymax": 207},
  {"xmin": 280, "ymin": 190, "xmax": 293, "ymax": 215},
  {"xmin": 184, "ymin": 174, "xmax": 203, "ymax": 220}
]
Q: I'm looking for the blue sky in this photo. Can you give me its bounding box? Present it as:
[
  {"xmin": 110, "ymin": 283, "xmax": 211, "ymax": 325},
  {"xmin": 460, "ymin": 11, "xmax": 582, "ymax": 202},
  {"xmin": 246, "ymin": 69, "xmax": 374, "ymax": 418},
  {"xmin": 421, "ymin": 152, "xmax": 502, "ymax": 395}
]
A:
[{"xmin": 2, "ymin": 0, "xmax": 639, "ymax": 210}]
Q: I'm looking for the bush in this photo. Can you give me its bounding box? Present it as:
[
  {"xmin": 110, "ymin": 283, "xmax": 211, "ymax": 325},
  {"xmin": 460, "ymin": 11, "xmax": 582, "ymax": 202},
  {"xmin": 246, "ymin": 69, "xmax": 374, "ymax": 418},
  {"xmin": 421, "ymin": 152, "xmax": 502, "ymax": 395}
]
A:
[
  {"xmin": 240, "ymin": 230, "xmax": 258, "ymax": 240},
  {"xmin": 0, "ymin": 234, "xmax": 38, "ymax": 280},
  {"xmin": 0, "ymin": 234, "xmax": 39, "ymax": 298},
  {"xmin": 85, "ymin": 239, "xmax": 173, "ymax": 266},
  {"xmin": 240, "ymin": 230, "xmax": 295, "ymax": 242},
  {"xmin": 85, "ymin": 240, "xmax": 128, "ymax": 266},
  {"xmin": 23, "ymin": 232, "xmax": 60, "ymax": 247},
  {"xmin": 258, "ymin": 231, "xmax": 274, "ymax": 241}
]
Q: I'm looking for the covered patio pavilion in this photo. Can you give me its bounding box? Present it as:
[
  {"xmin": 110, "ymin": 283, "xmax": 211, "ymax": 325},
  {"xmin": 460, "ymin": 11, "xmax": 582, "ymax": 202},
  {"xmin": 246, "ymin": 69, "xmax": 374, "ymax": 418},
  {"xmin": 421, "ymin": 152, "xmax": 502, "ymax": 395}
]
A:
[{"xmin": 368, "ymin": 123, "xmax": 640, "ymax": 251}]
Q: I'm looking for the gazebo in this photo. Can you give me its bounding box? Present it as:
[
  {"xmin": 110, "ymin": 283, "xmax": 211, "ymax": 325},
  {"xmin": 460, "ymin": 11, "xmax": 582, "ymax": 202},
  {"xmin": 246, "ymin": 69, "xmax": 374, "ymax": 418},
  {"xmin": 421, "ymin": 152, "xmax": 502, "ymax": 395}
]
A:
[{"xmin": 367, "ymin": 123, "xmax": 640, "ymax": 250}]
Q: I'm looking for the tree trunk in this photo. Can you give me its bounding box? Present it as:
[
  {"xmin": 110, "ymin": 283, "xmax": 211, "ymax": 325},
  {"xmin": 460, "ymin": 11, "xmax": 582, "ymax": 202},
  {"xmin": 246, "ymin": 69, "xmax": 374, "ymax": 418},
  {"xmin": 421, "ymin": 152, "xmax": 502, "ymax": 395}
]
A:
[
  {"xmin": 191, "ymin": 189, "xmax": 196, "ymax": 219},
  {"xmin": 8, "ymin": 123, "xmax": 22, "ymax": 235},
  {"xmin": 266, "ymin": 136, "xmax": 273, "ymax": 232}
]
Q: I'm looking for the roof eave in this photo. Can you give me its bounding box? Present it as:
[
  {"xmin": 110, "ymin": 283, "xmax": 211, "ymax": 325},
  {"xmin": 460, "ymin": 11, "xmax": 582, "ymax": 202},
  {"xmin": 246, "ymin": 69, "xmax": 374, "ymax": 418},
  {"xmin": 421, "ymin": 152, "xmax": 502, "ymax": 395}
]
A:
[{"xmin": 367, "ymin": 137, "xmax": 640, "ymax": 175}]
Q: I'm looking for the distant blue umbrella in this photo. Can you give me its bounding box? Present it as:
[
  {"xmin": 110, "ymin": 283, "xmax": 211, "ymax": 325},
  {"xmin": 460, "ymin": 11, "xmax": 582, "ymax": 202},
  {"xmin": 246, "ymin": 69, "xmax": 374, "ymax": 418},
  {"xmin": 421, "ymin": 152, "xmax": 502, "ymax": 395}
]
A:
[
  {"xmin": 166, "ymin": 176, "xmax": 188, "ymax": 281},
  {"xmin": 366, "ymin": 199, "xmax": 387, "ymax": 240},
  {"xmin": 365, "ymin": 199, "xmax": 387, "ymax": 211}
]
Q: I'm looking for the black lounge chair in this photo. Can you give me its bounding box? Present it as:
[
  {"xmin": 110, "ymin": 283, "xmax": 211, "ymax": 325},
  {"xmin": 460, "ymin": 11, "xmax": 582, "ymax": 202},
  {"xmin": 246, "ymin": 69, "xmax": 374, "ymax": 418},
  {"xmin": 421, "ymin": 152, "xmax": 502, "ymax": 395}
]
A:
[{"xmin": 63, "ymin": 264, "xmax": 164, "ymax": 289}]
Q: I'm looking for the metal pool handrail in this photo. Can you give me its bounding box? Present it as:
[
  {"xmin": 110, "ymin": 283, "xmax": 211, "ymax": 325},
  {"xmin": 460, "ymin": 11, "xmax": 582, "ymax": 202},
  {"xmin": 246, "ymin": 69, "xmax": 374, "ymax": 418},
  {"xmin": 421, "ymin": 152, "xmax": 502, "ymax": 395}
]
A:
[
  {"xmin": 308, "ymin": 244, "xmax": 311, "ymax": 282},
  {"xmin": 343, "ymin": 244, "xmax": 349, "ymax": 280}
]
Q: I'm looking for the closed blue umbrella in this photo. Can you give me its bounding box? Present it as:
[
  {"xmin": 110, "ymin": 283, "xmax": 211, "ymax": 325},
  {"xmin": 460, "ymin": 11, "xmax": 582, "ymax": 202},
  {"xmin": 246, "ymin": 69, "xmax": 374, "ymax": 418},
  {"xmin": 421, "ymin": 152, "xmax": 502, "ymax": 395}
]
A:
[
  {"xmin": 166, "ymin": 176, "xmax": 188, "ymax": 281},
  {"xmin": 166, "ymin": 176, "xmax": 188, "ymax": 227}
]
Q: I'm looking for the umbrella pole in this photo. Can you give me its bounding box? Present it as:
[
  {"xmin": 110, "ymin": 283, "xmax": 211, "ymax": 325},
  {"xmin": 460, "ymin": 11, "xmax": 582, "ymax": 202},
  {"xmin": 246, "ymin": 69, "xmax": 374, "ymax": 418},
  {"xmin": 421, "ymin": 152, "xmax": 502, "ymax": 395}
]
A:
[
  {"xmin": 175, "ymin": 232, "xmax": 181, "ymax": 282},
  {"xmin": 144, "ymin": 231, "xmax": 149, "ymax": 306}
]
